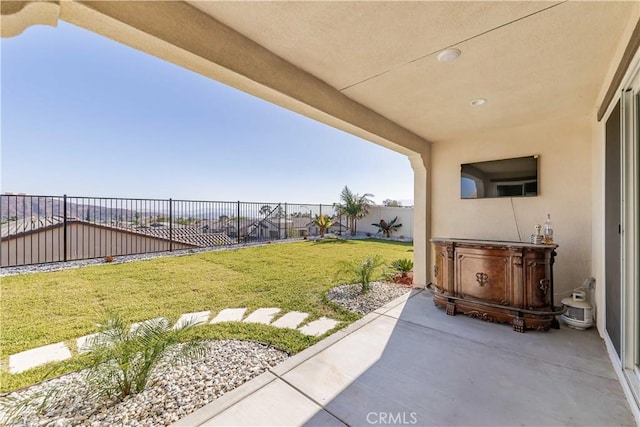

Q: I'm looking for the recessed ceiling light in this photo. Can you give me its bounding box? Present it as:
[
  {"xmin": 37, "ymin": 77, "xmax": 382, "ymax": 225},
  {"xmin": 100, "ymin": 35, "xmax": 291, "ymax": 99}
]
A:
[
  {"xmin": 470, "ymin": 98, "xmax": 487, "ymax": 106},
  {"xmin": 437, "ymin": 48, "xmax": 461, "ymax": 62}
]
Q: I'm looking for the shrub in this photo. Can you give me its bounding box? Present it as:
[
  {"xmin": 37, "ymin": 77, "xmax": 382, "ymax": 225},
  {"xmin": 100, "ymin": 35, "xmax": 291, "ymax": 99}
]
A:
[
  {"xmin": 371, "ymin": 216, "xmax": 403, "ymax": 238},
  {"xmin": 82, "ymin": 315, "xmax": 209, "ymax": 400},
  {"xmin": 338, "ymin": 255, "xmax": 385, "ymax": 294},
  {"xmin": 390, "ymin": 258, "xmax": 414, "ymax": 275}
]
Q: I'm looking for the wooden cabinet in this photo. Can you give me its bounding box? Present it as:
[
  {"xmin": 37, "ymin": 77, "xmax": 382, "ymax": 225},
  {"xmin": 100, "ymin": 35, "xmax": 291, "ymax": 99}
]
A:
[{"xmin": 431, "ymin": 238, "xmax": 558, "ymax": 332}]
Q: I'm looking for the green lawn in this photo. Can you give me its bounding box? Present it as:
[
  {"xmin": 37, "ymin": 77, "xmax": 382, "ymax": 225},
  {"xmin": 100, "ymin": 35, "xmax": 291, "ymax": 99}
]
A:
[{"xmin": 0, "ymin": 238, "xmax": 412, "ymax": 392}]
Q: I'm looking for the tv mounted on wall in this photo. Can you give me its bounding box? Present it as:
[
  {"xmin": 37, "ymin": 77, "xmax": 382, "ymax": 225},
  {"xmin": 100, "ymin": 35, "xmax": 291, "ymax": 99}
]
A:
[{"xmin": 461, "ymin": 155, "xmax": 538, "ymax": 199}]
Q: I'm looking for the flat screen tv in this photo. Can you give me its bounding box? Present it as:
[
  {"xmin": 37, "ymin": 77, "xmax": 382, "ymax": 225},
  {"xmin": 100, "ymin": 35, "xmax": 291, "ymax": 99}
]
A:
[{"xmin": 461, "ymin": 155, "xmax": 538, "ymax": 199}]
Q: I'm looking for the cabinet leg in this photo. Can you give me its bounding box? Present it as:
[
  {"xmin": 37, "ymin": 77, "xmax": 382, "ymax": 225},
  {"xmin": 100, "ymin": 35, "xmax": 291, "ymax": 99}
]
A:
[
  {"xmin": 446, "ymin": 302, "xmax": 456, "ymax": 316},
  {"xmin": 551, "ymin": 317, "xmax": 560, "ymax": 329},
  {"xmin": 513, "ymin": 317, "xmax": 525, "ymax": 333}
]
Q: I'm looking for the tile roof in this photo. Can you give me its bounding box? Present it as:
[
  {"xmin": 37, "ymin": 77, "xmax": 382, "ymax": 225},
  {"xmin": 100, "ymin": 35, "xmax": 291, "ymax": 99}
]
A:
[
  {"xmin": 1, "ymin": 216, "xmax": 67, "ymax": 238},
  {"xmin": 139, "ymin": 226, "xmax": 234, "ymax": 247},
  {"xmin": 1, "ymin": 217, "xmax": 233, "ymax": 247}
]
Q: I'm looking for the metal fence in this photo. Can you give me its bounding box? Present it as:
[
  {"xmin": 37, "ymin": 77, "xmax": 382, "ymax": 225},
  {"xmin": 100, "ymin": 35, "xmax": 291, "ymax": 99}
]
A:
[{"xmin": 0, "ymin": 194, "xmax": 346, "ymax": 267}]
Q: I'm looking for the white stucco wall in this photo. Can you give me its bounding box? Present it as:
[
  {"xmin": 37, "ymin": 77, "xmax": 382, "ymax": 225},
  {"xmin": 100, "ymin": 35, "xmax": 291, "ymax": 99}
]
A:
[
  {"xmin": 358, "ymin": 206, "xmax": 414, "ymax": 239},
  {"xmin": 430, "ymin": 115, "xmax": 593, "ymax": 298}
]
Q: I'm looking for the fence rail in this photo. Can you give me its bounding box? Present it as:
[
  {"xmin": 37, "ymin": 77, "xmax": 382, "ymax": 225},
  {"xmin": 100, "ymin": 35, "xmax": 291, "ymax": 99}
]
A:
[{"xmin": 0, "ymin": 194, "xmax": 346, "ymax": 267}]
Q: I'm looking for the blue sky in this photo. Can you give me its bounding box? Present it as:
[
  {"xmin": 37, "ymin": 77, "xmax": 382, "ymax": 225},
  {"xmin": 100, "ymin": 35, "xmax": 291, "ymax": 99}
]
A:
[{"xmin": 1, "ymin": 22, "xmax": 413, "ymax": 205}]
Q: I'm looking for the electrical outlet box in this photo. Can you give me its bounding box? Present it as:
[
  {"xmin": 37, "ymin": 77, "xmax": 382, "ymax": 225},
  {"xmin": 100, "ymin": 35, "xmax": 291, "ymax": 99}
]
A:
[{"xmin": 584, "ymin": 277, "xmax": 596, "ymax": 290}]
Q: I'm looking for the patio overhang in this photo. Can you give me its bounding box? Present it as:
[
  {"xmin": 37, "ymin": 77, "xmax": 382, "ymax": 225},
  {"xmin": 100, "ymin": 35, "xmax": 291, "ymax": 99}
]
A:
[{"xmin": 2, "ymin": 1, "xmax": 632, "ymax": 141}]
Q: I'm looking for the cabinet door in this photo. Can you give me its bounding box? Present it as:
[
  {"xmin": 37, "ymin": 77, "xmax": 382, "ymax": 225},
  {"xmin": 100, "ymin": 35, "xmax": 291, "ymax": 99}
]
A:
[
  {"xmin": 455, "ymin": 248, "xmax": 511, "ymax": 305},
  {"xmin": 433, "ymin": 242, "xmax": 455, "ymax": 294},
  {"xmin": 524, "ymin": 250, "xmax": 552, "ymax": 310}
]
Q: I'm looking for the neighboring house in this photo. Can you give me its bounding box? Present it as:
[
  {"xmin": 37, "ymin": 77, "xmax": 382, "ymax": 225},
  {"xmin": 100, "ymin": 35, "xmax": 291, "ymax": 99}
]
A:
[
  {"xmin": 306, "ymin": 218, "xmax": 349, "ymax": 236},
  {"xmin": 138, "ymin": 224, "xmax": 233, "ymax": 247},
  {"xmin": 254, "ymin": 216, "xmax": 348, "ymax": 238},
  {"xmin": 1, "ymin": 215, "xmax": 67, "ymax": 238},
  {"xmin": 268, "ymin": 216, "xmax": 307, "ymax": 237},
  {"xmin": 199, "ymin": 218, "xmax": 239, "ymax": 237},
  {"xmin": 239, "ymin": 218, "xmax": 281, "ymax": 240},
  {"xmin": 0, "ymin": 217, "xmax": 194, "ymax": 267},
  {"xmin": 1, "ymin": 218, "xmax": 234, "ymax": 267}
]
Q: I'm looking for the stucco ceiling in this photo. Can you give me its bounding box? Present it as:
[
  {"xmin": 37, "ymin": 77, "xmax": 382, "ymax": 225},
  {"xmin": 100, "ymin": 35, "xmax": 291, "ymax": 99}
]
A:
[{"xmin": 187, "ymin": 1, "xmax": 634, "ymax": 143}]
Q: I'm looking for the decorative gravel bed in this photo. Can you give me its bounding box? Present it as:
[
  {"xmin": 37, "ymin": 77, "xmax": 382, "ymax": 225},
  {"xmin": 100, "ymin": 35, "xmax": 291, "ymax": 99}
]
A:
[
  {"xmin": 326, "ymin": 281, "xmax": 412, "ymax": 315},
  {"xmin": 1, "ymin": 340, "xmax": 289, "ymax": 426}
]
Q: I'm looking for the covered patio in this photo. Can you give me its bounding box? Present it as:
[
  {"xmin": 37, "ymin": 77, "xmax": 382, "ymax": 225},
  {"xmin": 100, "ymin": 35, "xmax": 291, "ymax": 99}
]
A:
[
  {"xmin": 176, "ymin": 290, "xmax": 634, "ymax": 426},
  {"xmin": 3, "ymin": 1, "xmax": 639, "ymax": 424}
]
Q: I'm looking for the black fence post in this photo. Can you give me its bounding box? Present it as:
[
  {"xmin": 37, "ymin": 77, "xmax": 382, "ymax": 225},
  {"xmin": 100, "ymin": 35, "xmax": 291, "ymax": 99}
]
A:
[
  {"xmin": 284, "ymin": 203, "xmax": 288, "ymax": 239},
  {"xmin": 169, "ymin": 198, "xmax": 173, "ymax": 252},
  {"xmin": 63, "ymin": 194, "xmax": 68, "ymax": 262},
  {"xmin": 237, "ymin": 201, "xmax": 241, "ymax": 245}
]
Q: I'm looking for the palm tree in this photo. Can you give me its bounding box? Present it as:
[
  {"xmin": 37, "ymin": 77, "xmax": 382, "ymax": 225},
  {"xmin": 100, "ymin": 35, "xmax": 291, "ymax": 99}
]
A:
[
  {"xmin": 334, "ymin": 186, "xmax": 374, "ymax": 236},
  {"xmin": 312, "ymin": 214, "xmax": 334, "ymax": 237},
  {"xmin": 259, "ymin": 205, "xmax": 272, "ymax": 217}
]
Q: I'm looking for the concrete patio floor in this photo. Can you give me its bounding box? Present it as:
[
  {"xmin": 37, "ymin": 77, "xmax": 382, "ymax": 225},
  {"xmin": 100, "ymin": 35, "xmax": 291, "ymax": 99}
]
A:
[{"xmin": 175, "ymin": 289, "xmax": 636, "ymax": 426}]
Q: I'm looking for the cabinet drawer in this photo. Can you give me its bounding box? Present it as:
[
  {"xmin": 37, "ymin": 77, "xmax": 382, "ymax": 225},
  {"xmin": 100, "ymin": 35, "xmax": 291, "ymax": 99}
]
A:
[{"xmin": 455, "ymin": 250, "xmax": 511, "ymax": 305}]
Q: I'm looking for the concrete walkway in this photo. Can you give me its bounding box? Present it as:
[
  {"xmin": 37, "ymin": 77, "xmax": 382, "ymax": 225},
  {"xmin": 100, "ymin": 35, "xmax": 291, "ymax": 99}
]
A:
[
  {"xmin": 175, "ymin": 290, "xmax": 636, "ymax": 427},
  {"xmin": 7, "ymin": 308, "xmax": 339, "ymax": 374}
]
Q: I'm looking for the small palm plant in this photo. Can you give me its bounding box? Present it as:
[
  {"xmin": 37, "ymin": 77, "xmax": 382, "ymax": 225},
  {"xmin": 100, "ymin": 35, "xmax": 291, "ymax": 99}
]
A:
[
  {"xmin": 371, "ymin": 216, "xmax": 403, "ymax": 238},
  {"xmin": 83, "ymin": 315, "xmax": 209, "ymax": 400},
  {"xmin": 312, "ymin": 214, "xmax": 334, "ymax": 238},
  {"xmin": 391, "ymin": 258, "xmax": 414, "ymax": 277},
  {"xmin": 338, "ymin": 255, "xmax": 385, "ymax": 294},
  {"xmin": 2, "ymin": 315, "xmax": 210, "ymax": 423}
]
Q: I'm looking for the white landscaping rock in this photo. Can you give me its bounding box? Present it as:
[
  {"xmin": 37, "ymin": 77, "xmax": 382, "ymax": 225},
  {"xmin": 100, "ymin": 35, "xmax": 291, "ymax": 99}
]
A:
[
  {"xmin": 326, "ymin": 282, "xmax": 411, "ymax": 315},
  {"xmin": 243, "ymin": 308, "xmax": 281, "ymax": 325},
  {"xmin": 298, "ymin": 317, "xmax": 340, "ymax": 337},
  {"xmin": 210, "ymin": 308, "xmax": 247, "ymax": 324},
  {"xmin": 173, "ymin": 312, "xmax": 211, "ymax": 329},
  {"xmin": 4, "ymin": 340, "xmax": 289, "ymax": 426},
  {"xmin": 9, "ymin": 342, "xmax": 72, "ymax": 374},
  {"xmin": 271, "ymin": 311, "xmax": 309, "ymax": 329}
]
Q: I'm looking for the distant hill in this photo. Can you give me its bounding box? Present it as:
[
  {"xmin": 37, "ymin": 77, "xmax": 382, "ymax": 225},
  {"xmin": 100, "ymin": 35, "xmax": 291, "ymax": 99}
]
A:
[{"xmin": 0, "ymin": 194, "xmax": 140, "ymax": 222}]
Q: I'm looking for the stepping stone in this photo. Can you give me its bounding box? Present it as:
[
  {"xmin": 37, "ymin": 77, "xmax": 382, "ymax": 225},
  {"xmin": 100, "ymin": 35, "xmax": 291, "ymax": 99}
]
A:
[
  {"xmin": 243, "ymin": 308, "xmax": 281, "ymax": 325},
  {"xmin": 9, "ymin": 342, "xmax": 72, "ymax": 374},
  {"xmin": 174, "ymin": 311, "xmax": 211, "ymax": 329},
  {"xmin": 210, "ymin": 308, "xmax": 247, "ymax": 324},
  {"xmin": 79, "ymin": 317, "xmax": 170, "ymax": 352},
  {"xmin": 271, "ymin": 311, "xmax": 309, "ymax": 329},
  {"xmin": 131, "ymin": 317, "xmax": 169, "ymax": 334},
  {"xmin": 298, "ymin": 317, "xmax": 340, "ymax": 337}
]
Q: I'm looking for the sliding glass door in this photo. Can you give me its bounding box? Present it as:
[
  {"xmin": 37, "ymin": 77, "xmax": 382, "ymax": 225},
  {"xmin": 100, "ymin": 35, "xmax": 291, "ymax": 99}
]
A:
[{"xmin": 621, "ymin": 71, "xmax": 640, "ymax": 403}]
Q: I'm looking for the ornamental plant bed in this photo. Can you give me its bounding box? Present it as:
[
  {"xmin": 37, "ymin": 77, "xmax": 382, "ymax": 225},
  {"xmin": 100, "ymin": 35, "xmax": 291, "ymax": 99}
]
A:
[{"xmin": 391, "ymin": 272, "xmax": 414, "ymax": 287}]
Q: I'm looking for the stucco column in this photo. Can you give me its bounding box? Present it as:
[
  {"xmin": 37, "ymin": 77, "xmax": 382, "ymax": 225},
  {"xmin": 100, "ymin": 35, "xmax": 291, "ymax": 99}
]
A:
[{"xmin": 409, "ymin": 151, "xmax": 429, "ymax": 287}]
